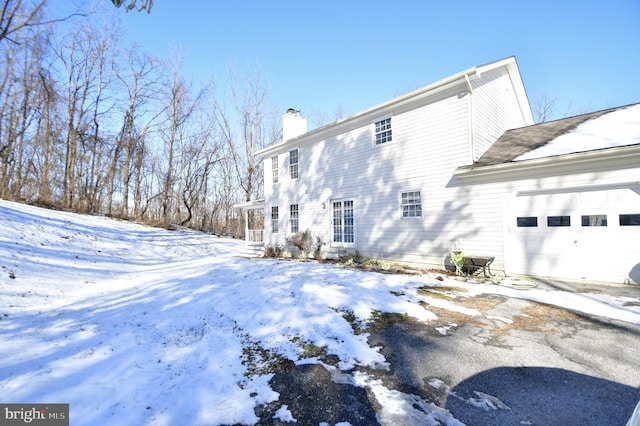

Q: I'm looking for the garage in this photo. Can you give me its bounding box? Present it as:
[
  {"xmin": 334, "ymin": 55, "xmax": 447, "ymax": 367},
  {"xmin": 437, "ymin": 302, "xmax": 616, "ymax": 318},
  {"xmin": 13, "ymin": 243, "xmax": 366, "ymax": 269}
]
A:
[{"xmin": 505, "ymin": 186, "xmax": 640, "ymax": 283}]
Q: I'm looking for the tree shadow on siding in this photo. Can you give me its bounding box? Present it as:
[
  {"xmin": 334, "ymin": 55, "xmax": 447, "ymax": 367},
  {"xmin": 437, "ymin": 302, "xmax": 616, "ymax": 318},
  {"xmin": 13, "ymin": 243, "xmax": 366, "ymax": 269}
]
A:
[{"xmin": 301, "ymin": 127, "xmax": 479, "ymax": 269}]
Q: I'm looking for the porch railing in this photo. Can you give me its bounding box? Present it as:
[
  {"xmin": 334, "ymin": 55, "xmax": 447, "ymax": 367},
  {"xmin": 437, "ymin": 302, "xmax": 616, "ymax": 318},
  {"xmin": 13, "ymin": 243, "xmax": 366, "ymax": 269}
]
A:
[{"xmin": 247, "ymin": 229, "xmax": 264, "ymax": 243}]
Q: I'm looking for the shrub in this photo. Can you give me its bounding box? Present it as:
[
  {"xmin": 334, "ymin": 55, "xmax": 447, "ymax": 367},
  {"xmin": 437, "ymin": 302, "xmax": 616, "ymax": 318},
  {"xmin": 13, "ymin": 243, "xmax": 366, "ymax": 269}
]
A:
[
  {"xmin": 264, "ymin": 244, "xmax": 283, "ymax": 258},
  {"xmin": 313, "ymin": 236, "xmax": 322, "ymax": 260},
  {"xmin": 286, "ymin": 229, "xmax": 315, "ymax": 257}
]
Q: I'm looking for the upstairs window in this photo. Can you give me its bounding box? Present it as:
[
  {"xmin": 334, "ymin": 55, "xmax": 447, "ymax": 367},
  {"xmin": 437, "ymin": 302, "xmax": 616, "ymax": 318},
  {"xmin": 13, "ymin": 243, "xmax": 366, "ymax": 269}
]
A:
[
  {"xmin": 271, "ymin": 156, "xmax": 278, "ymax": 184},
  {"xmin": 290, "ymin": 204, "xmax": 299, "ymax": 233},
  {"xmin": 289, "ymin": 149, "xmax": 299, "ymax": 179},
  {"xmin": 271, "ymin": 206, "xmax": 279, "ymax": 233},
  {"xmin": 374, "ymin": 117, "xmax": 392, "ymax": 145},
  {"xmin": 401, "ymin": 190, "xmax": 422, "ymax": 219}
]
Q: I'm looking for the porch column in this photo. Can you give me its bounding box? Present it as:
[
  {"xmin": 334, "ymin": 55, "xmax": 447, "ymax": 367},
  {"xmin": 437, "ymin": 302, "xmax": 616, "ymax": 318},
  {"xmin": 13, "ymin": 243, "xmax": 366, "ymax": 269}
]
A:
[{"xmin": 244, "ymin": 209, "xmax": 249, "ymax": 243}]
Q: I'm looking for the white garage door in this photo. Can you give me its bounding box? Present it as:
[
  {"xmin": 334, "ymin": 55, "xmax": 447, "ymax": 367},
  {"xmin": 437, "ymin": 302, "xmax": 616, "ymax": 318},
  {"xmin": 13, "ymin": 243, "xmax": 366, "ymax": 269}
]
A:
[{"xmin": 505, "ymin": 187, "xmax": 640, "ymax": 283}]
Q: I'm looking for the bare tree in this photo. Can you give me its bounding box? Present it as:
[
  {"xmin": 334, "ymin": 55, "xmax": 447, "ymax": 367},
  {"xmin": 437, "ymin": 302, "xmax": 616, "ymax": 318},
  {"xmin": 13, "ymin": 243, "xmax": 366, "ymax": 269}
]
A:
[
  {"xmin": 158, "ymin": 53, "xmax": 203, "ymax": 224},
  {"xmin": 309, "ymin": 103, "xmax": 348, "ymax": 127},
  {"xmin": 78, "ymin": 20, "xmax": 121, "ymax": 214},
  {"xmin": 533, "ymin": 92, "xmax": 593, "ymax": 123},
  {"xmin": 0, "ymin": 16, "xmax": 50, "ymax": 200},
  {"xmin": 33, "ymin": 58, "xmax": 59, "ymax": 204},
  {"xmin": 113, "ymin": 47, "xmax": 163, "ymax": 218},
  {"xmin": 176, "ymin": 112, "xmax": 223, "ymax": 228},
  {"xmin": 211, "ymin": 67, "xmax": 280, "ymax": 204},
  {"xmin": 56, "ymin": 24, "xmax": 102, "ymax": 208},
  {"xmin": 532, "ymin": 92, "xmax": 557, "ymax": 123}
]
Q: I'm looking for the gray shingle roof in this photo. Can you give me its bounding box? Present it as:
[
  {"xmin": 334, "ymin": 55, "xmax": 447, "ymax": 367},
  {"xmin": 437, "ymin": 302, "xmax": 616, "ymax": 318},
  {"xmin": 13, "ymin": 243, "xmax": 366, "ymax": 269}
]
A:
[{"xmin": 474, "ymin": 104, "xmax": 637, "ymax": 167}]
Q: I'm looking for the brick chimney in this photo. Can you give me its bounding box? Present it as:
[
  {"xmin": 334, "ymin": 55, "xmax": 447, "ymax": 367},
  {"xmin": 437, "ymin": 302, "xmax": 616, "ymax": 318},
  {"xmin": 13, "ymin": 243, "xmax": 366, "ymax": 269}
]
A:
[{"xmin": 282, "ymin": 108, "xmax": 307, "ymax": 141}]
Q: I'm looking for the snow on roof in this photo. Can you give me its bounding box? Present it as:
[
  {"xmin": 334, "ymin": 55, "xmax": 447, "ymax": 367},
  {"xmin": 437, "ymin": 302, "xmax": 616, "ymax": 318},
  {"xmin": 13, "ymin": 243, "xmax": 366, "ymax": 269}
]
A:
[{"xmin": 515, "ymin": 103, "xmax": 640, "ymax": 161}]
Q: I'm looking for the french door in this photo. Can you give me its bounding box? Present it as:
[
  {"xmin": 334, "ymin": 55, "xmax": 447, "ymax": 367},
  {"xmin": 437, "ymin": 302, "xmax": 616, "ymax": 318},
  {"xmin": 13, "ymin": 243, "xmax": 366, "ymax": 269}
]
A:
[{"xmin": 332, "ymin": 199, "xmax": 355, "ymax": 247}]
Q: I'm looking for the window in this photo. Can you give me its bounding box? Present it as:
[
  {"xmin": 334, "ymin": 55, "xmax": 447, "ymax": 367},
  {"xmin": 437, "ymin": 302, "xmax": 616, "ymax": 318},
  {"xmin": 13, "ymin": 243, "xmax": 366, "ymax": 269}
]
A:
[
  {"xmin": 290, "ymin": 204, "xmax": 299, "ymax": 233},
  {"xmin": 517, "ymin": 216, "xmax": 538, "ymax": 227},
  {"xmin": 271, "ymin": 206, "xmax": 279, "ymax": 233},
  {"xmin": 374, "ymin": 117, "xmax": 392, "ymax": 145},
  {"xmin": 332, "ymin": 199, "xmax": 354, "ymax": 244},
  {"xmin": 401, "ymin": 190, "xmax": 422, "ymax": 219},
  {"xmin": 289, "ymin": 149, "xmax": 299, "ymax": 179},
  {"xmin": 271, "ymin": 156, "xmax": 278, "ymax": 184},
  {"xmin": 619, "ymin": 214, "xmax": 640, "ymax": 226},
  {"xmin": 547, "ymin": 216, "xmax": 571, "ymax": 227},
  {"xmin": 581, "ymin": 215, "xmax": 607, "ymax": 226}
]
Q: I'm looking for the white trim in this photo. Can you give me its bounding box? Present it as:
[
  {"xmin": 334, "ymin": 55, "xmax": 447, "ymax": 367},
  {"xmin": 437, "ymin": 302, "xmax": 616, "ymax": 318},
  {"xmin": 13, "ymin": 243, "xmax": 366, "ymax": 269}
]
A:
[
  {"xmin": 372, "ymin": 114, "xmax": 393, "ymax": 147},
  {"xmin": 271, "ymin": 155, "xmax": 279, "ymax": 184},
  {"xmin": 233, "ymin": 200, "xmax": 265, "ymax": 210},
  {"xmin": 398, "ymin": 189, "xmax": 423, "ymax": 220},
  {"xmin": 330, "ymin": 198, "xmax": 356, "ymax": 248},
  {"xmin": 270, "ymin": 205, "xmax": 279, "ymax": 234},
  {"xmin": 289, "ymin": 203, "xmax": 300, "ymax": 234},
  {"xmin": 289, "ymin": 148, "xmax": 299, "ymax": 180}
]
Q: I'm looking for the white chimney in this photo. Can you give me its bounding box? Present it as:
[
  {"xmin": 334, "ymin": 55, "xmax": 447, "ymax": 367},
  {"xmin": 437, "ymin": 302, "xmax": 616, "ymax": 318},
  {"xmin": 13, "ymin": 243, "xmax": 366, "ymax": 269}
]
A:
[{"xmin": 282, "ymin": 108, "xmax": 307, "ymax": 141}]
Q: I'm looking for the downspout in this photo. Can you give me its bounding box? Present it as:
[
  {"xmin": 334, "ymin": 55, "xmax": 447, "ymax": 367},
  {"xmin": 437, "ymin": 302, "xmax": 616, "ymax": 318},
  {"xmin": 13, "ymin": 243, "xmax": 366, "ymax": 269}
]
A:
[{"xmin": 465, "ymin": 73, "xmax": 476, "ymax": 164}]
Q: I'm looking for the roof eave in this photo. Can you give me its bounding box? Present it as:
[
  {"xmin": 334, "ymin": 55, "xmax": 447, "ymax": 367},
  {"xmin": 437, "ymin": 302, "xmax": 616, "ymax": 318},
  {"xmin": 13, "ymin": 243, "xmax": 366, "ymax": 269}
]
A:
[
  {"xmin": 454, "ymin": 144, "xmax": 640, "ymax": 178},
  {"xmin": 233, "ymin": 200, "xmax": 265, "ymax": 210}
]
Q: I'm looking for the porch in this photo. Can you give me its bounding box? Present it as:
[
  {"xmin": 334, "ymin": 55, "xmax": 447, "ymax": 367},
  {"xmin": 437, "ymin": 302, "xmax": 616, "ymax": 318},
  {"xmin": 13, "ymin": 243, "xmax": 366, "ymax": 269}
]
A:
[{"xmin": 233, "ymin": 200, "xmax": 265, "ymax": 257}]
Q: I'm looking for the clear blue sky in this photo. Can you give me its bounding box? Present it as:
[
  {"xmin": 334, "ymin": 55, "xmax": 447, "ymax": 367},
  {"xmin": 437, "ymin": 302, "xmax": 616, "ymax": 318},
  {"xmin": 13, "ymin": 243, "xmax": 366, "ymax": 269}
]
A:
[{"xmin": 75, "ymin": 1, "xmax": 640, "ymax": 126}]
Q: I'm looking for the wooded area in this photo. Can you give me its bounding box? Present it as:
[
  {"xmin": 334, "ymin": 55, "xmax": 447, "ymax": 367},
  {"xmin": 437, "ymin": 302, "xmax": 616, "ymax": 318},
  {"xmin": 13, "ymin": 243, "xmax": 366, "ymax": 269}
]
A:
[{"xmin": 0, "ymin": 0, "xmax": 280, "ymax": 236}]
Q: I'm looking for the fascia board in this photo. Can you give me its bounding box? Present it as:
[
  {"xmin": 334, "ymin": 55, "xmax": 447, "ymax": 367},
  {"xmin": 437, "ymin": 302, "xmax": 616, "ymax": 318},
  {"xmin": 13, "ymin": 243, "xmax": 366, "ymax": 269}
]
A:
[
  {"xmin": 233, "ymin": 200, "xmax": 266, "ymax": 209},
  {"xmin": 454, "ymin": 144, "xmax": 640, "ymax": 179}
]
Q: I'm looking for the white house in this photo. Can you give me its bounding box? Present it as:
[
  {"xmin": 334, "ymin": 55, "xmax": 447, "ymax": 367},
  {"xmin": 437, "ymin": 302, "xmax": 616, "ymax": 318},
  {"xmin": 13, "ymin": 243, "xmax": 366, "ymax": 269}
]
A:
[{"xmin": 240, "ymin": 56, "xmax": 640, "ymax": 284}]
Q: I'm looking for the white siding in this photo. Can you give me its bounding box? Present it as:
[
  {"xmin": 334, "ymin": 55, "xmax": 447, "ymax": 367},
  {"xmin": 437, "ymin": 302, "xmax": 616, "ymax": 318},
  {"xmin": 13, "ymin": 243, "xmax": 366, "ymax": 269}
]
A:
[
  {"xmin": 472, "ymin": 67, "xmax": 528, "ymax": 160},
  {"xmin": 263, "ymin": 89, "xmax": 472, "ymax": 258}
]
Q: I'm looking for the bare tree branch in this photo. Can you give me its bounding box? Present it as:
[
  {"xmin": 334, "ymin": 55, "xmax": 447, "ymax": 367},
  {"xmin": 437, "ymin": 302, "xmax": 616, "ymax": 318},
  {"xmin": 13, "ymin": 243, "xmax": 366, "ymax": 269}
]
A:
[{"xmin": 0, "ymin": 0, "xmax": 83, "ymax": 45}]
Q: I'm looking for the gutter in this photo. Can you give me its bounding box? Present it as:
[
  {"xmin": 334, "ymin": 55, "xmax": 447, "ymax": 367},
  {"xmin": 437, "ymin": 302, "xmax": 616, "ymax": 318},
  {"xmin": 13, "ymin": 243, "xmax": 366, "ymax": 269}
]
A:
[{"xmin": 453, "ymin": 144, "xmax": 640, "ymax": 179}]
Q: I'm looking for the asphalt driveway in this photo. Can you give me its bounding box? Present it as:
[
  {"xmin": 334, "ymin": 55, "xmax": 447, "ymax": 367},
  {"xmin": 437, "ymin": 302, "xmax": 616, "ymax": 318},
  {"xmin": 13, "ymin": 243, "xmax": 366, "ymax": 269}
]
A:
[
  {"xmin": 368, "ymin": 291, "xmax": 640, "ymax": 425},
  {"xmin": 258, "ymin": 281, "xmax": 640, "ymax": 425}
]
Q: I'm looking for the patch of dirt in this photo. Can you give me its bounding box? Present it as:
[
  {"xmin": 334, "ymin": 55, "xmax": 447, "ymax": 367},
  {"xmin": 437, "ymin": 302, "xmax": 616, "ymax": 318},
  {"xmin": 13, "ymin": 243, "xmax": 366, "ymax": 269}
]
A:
[
  {"xmin": 419, "ymin": 294, "xmax": 504, "ymax": 329},
  {"xmin": 492, "ymin": 303, "xmax": 583, "ymax": 336},
  {"xmin": 420, "ymin": 294, "xmax": 585, "ymax": 338}
]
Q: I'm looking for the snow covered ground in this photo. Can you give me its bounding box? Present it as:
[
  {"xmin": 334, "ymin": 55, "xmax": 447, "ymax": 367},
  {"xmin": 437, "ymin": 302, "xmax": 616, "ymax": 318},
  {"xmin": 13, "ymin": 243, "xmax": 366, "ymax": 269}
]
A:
[{"xmin": 0, "ymin": 199, "xmax": 639, "ymax": 425}]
